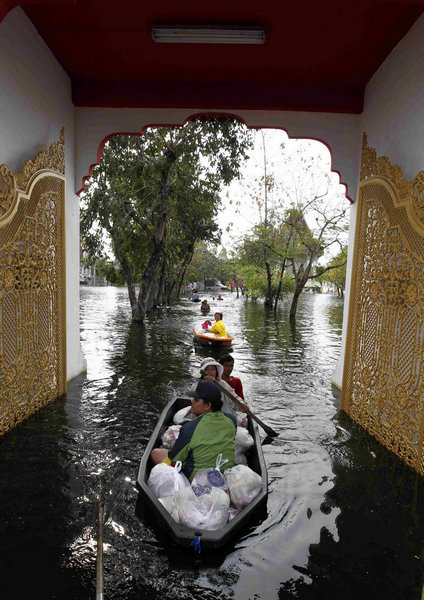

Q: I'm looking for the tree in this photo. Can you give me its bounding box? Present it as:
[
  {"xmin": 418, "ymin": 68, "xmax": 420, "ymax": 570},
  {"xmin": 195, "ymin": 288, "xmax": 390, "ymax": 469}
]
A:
[
  {"xmin": 282, "ymin": 201, "xmax": 349, "ymax": 318},
  {"xmin": 318, "ymin": 246, "xmax": 348, "ymax": 296},
  {"xmin": 81, "ymin": 118, "xmax": 253, "ymax": 321},
  {"xmin": 229, "ymin": 131, "xmax": 349, "ymax": 315}
]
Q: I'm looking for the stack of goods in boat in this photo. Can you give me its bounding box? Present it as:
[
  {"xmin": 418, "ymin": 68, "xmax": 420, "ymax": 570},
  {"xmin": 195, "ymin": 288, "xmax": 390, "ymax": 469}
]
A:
[
  {"xmin": 137, "ymin": 397, "xmax": 268, "ymax": 548},
  {"xmin": 147, "ymin": 406, "xmax": 260, "ymax": 531}
]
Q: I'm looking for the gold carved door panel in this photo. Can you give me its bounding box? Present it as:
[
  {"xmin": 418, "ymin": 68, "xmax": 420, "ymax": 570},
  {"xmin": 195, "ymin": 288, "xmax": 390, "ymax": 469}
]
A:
[
  {"xmin": 342, "ymin": 135, "xmax": 424, "ymax": 476},
  {"xmin": 0, "ymin": 133, "xmax": 66, "ymax": 435}
]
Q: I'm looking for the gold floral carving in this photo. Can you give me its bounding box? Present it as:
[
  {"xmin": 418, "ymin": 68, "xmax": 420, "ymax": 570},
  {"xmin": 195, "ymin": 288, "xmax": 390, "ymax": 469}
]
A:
[
  {"xmin": 342, "ymin": 134, "xmax": 424, "ymax": 476},
  {"xmin": 360, "ymin": 133, "xmax": 424, "ymax": 233},
  {"xmin": 0, "ymin": 131, "xmax": 66, "ymax": 436},
  {"xmin": 0, "ymin": 129, "xmax": 65, "ymax": 223}
]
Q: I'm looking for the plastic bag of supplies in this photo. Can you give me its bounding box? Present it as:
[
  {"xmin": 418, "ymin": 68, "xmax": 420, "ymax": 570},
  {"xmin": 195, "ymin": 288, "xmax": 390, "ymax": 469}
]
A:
[
  {"xmin": 176, "ymin": 486, "xmax": 229, "ymax": 530},
  {"xmin": 191, "ymin": 453, "xmax": 229, "ymax": 495},
  {"xmin": 173, "ymin": 406, "xmax": 195, "ymax": 425},
  {"xmin": 235, "ymin": 427, "xmax": 254, "ymax": 453},
  {"xmin": 236, "ymin": 412, "xmax": 248, "ymax": 428},
  {"xmin": 147, "ymin": 460, "xmax": 190, "ymax": 498},
  {"xmin": 160, "ymin": 424, "xmax": 181, "ymax": 449},
  {"xmin": 225, "ymin": 464, "xmax": 262, "ymax": 510}
]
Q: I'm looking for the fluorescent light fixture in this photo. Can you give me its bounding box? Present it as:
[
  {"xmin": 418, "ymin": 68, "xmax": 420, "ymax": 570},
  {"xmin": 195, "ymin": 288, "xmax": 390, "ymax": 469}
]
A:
[{"xmin": 152, "ymin": 26, "xmax": 265, "ymax": 44}]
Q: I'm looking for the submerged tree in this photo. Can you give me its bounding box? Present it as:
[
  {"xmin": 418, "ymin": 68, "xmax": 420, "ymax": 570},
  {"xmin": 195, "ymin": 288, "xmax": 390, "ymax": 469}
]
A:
[
  {"xmin": 81, "ymin": 118, "xmax": 253, "ymax": 321},
  {"xmin": 229, "ymin": 131, "xmax": 349, "ymax": 315}
]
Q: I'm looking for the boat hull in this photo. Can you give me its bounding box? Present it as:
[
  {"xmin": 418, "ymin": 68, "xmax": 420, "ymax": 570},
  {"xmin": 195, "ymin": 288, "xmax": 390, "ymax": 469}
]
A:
[
  {"xmin": 192, "ymin": 328, "xmax": 234, "ymax": 349},
  {"xmin": 136, "ymin": 397, "xmax": 268, "ymax": 549}
]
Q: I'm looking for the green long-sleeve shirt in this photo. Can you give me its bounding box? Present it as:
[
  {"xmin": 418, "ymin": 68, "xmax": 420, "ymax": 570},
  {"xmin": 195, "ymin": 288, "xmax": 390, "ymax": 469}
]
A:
[{"xmin": 169, "ymin": 411, "xmax": 236, "ymax": 481}]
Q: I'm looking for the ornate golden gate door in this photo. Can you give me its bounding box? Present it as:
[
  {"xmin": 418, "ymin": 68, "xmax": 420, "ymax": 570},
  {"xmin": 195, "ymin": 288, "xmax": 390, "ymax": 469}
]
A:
[
  {"xmin": 342, "ymin": 134, "xmax": 424, "ymax": 476},
  {"xmin": 0, "ymin": 132, "xmax": 66, "ymax": 435}
]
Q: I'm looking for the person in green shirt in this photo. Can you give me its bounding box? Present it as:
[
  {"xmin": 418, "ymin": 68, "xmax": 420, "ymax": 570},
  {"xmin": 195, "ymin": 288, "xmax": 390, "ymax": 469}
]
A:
[{"xmin": 150, "ymin": 380, "xmax": 236, "ymax": 481}]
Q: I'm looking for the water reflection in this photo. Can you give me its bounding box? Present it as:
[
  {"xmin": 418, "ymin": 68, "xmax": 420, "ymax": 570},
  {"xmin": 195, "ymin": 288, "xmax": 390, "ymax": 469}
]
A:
[{"xmin": 0, "ymin": 288, "xmax": 423, "ymax": 599}]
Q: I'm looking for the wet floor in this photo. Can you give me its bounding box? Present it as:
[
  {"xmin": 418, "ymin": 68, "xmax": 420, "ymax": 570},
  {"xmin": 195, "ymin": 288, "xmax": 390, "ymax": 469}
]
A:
[{"xmin": 1, "ymin": 287, "xmax": 424, "ymax": 599}]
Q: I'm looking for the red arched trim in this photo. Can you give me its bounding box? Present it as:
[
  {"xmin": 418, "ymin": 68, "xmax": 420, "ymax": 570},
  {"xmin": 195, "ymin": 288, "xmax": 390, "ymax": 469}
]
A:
[{"xmin": 77, "ymin": 111, "xmax": 353, "ymax": 204}]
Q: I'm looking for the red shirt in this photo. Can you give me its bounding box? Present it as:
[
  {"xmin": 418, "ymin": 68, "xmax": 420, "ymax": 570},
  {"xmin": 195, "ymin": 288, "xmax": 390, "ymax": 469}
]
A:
[{"xmin": 227, "ymin": 376, "xmax": 244, "ymax": 400}]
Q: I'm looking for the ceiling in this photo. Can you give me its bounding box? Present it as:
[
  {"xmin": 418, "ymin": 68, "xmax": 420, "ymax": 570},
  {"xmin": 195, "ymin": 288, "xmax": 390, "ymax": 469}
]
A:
[{"xmin": 5, "ymin": 0, "xmax": 424, "ymax": 113}]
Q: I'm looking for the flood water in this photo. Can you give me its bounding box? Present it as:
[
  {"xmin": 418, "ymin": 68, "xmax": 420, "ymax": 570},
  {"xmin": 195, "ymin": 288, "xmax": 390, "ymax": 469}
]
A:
[{"xmin": 1, "ymin": 287, "xmax": 424, "ymax": 599}]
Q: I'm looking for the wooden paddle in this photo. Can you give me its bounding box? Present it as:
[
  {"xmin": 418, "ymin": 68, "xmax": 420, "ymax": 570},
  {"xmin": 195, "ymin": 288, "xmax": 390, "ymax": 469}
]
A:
[{"xmin": 211, "ymin": 378, "xmax": 278, "ymax": 437}]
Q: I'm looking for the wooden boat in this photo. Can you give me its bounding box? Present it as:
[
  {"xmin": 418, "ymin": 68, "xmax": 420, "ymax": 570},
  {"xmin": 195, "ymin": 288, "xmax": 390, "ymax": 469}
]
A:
[
  {"xmin": 192, "ymin": 328, "xmax": 234, "ymax": 349},
  {"xmin": 136, "ymin": 397, "xmax": 268, "ymax": 549}
]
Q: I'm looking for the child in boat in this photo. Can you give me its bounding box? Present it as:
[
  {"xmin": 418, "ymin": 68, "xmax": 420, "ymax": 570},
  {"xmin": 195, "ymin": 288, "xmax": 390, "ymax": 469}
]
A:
[
  {"xmin": 204, "ymin": 312, "xmax": 227, "ymax": 337},
  {"xmin": 219, "ymin": 355, "xmax": 244, "ymax": 400},
  {"xmin": 199, "ymin": 357, "xmax": 248, "ymax": 417},
  {"xmin": 172, "ymin": 357, "xmax": 248, "ymax": 426}
]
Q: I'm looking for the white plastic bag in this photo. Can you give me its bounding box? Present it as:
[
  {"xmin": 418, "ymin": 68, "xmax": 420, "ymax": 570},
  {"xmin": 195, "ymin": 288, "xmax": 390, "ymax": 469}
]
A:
[
  {"xmin": 196, "ymin": 486, "xmax": 230, "ymax": 511},
  {"xmin": 235, "ymin": 427, "xmax": 254, "ymax": 453},
  {"xmin": 159, "ymin": 485, "xmax": 194, "ymax": 523},
  {"xmin": 225, "ymin": 464, "xmax": 262, "ymax": 510},
  {"xmin": 191, "ymin": 453, "xmax": 229, "ymax": 495},
  {"xmin": 162, "ymin": 485, "xmax": 230, "ymax": 530},
  {"xmin": 160, "ymin": 424, "xmax": 181, "ymax": 449},
  {"xmin": 176, "ymin": 486, "xmax": 229, "ymax": 531},
  {"xmin": 235, "ymin": 451, "xmax": 248, "ymax": 465},
  {"xmin": 147, "ymin": 460, "xmax": 190, "ymax": 498},
  {"xmin": 173, "ymin": 406, "xmax": 195, "ymax": 425},
  {"xmin": 236, "ymin": 412, "xmax": 248, "ymax": 428},
  {"xmin": 158, "ymin": 495, "xmax": 180, "ymax": 522}
]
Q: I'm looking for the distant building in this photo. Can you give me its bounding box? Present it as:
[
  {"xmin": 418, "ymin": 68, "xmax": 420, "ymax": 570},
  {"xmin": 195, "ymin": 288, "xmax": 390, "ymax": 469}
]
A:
[
  {"xmin": 204, "ymin": 279, "xmax": 227, "ymax": 291},
  {"xmin": 80, "ymin": 250, "xmax": 107, "ymax": 286}
]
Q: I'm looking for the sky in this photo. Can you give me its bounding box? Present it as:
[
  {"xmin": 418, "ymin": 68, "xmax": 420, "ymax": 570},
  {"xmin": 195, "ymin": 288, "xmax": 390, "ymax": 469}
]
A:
[{"xmin": 216, "ymin": 128, "xmax": 349, "ymax": 259}]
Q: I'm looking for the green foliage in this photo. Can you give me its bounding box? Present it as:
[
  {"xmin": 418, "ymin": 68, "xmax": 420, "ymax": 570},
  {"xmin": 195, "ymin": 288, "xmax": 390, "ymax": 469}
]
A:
[
  {"xmin": 319, "ymin": 246, "xmax": 348, "ymax": 290},
  {"xmin": 229, "ymin": 130, "xmax": 349, "ymax": 313},
  {"xmin": 238, "ymin": 264, "xmax": 294, "ymax": 299},
  {"xmin": 95, "ymin": 257, "xmax": 126, "ymax": 286},
  {"xmin": 80, "ymin": 118, "xmax": 253, "ymax": 319}
]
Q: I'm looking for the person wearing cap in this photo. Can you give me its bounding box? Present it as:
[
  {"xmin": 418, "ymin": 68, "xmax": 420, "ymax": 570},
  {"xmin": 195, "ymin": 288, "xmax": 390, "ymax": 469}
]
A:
[
  {"xmin": 204, "ymin": 312, "xmax": 227, "ymax": 337},
  {"xmin": 199, "ymin": 357, "xmax": 248, "ymax": 417},
  {"xmin": 150, "ymin": 380, "xmax": 236, "ymax": 481}
]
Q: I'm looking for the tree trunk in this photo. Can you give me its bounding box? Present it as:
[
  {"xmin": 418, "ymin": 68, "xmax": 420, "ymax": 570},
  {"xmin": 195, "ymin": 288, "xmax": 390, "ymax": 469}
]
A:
[
  {"xmin": 133, "ymin": 152, "xmax": 175, "ymax": 321},
  {"xmin": 110, "ymin": 228, "xmax": 137, "ymax": 316},
  {"xmin": 155, "ymin": 260, "xmax": 166, "ymax": 306},
  {"xmin": 134, "ymin": 238, "xmax": 164, "ymax": 321},
  {"xmin": 289, "ymin": 263, "xmax": 312, "ymax": 318},
  {"xmin": 265, "ymin": 261, "xmax": 273, "ymax": 307},
  {"xmin": 273, "ymin": 259, "xmax": 287, "ymax": 311}
]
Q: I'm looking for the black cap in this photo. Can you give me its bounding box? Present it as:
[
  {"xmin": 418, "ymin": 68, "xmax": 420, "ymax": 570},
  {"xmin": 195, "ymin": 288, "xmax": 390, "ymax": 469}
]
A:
[{"xmin": 187, "ymin": 380, "xmax": 221, "ymax": 404}]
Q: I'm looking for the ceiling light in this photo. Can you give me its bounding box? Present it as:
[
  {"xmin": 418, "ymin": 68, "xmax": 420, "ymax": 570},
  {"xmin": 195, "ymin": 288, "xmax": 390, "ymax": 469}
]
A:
[{"xmin": 151, "ymin": 26, "xmax": 265, "ymax": 44}]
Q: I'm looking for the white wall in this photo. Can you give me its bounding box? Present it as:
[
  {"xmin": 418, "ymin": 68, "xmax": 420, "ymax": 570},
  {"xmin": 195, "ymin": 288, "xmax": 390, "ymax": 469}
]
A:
[
  {"xmin": 0, "ymin": 8, "xmax": 86, "ymax": 381},
  {"xmin": 75, "ymin": 108, "xmax": 361, "ymax": 202},
  {"xmin": 332, "ymin": 12, "xmax": 424, "ymax": 390}
]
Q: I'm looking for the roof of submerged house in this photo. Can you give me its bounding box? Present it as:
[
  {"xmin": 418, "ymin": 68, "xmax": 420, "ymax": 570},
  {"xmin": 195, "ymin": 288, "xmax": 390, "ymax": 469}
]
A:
[{"xmin": 3, "ymin": 1, "xmax": 424, "ymax": 113}]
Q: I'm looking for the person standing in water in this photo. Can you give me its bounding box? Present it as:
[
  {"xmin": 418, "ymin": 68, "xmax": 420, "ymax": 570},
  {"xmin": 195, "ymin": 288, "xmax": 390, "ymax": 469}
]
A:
[{"xmin": 200, "ymin": 299, "xmax": 210, "ymax": 313}]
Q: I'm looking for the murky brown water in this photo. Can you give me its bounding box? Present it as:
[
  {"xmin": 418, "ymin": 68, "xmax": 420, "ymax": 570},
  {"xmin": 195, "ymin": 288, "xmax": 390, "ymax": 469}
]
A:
[{"xmin": 1, "ymin": 287, "xmax": 423, "ymax": 599}]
